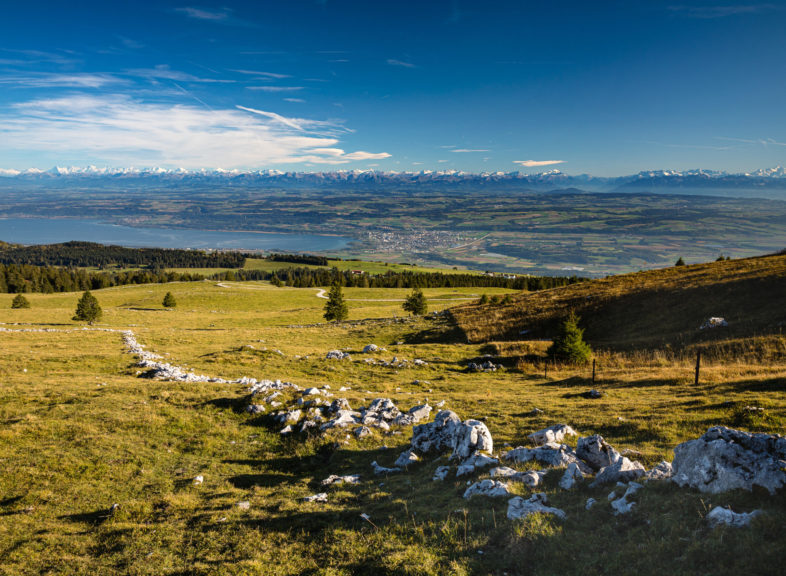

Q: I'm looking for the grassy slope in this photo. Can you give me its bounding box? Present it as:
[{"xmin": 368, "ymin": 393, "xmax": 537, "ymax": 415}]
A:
[
  {"xmin": 0, "ymin": 281, "xmax": 784, "ymax": 575},
  {"xmin": 451, "ymin": 253, "xmax": 786, "ymax": 350}
]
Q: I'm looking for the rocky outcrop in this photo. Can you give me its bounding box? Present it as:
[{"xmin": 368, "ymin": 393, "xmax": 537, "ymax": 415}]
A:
[
  {"xmin": 559, "ymin": 462, "xmax": 584, "ymax": 490},
  {"xmin": 672, "ymin": 427, "xmax": 786, "ymax": 494},
  {"xmin": 507, "ymin": 493, "xmax": 566, "ymax": 520},
  {"xmin": 504, "ymin": 443, "xmax": 590, "ymax": 472},
  {"xmin": 326, "ymin": 350, "xmax": 351, "ymax": 360},
  {"xmin": 456, "ymin": 452, "xmax": 499, "ymax": 477},
  {"xmin": 321, "ymin": 474, "xmax": 361, "ymax": 486},
  {"xmin": 394, "ymin": 449, "xmax": 420, "ymax": 468},
  {"xmin": 451, "ymin": 420, "xmax": 494, "ymax": 460}
]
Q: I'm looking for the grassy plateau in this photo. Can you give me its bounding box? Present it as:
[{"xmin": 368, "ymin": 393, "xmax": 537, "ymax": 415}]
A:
[{"xmin": 0, "ymin": 269, "xmax": 784, "ymax": 575}]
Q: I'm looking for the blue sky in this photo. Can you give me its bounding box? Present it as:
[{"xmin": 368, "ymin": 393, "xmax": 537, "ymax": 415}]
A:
[{"xmin": 0, "ymin": 1, "xmax": 784, "ymax": 175}]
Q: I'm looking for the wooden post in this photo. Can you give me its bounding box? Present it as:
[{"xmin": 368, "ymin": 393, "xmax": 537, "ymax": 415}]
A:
[
  {"xmin": 592, "ymin": 358, "xmax": 596, "ymax": 384},
  {"xmin": 694, "ymin": 350, "xmax": 701, "ymax": 385},
  {"xmin": 544, "ymin": 362, "xmax": 548, "ymax": 379}
]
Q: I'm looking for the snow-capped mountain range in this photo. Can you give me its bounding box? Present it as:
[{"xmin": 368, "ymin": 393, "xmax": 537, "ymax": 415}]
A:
[{"xmin": 1, "ymin": 165, "xmax": 785, "ymax": 193}]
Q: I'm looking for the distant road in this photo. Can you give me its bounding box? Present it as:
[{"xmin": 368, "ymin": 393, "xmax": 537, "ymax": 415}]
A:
[{"xmin": 215, "ymin": 282, "xmax": 478, "ymax": 302}]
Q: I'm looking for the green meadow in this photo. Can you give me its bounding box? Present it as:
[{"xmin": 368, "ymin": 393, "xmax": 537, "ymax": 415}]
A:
[{"xmin": 1, "ymin": 280, "xmax": 784, "ymax": 575}]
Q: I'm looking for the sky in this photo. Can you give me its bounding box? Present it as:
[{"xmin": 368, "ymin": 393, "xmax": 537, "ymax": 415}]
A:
[{"xmin": 0, "ymin": 0, "xmax": 784, "ymax": 176}]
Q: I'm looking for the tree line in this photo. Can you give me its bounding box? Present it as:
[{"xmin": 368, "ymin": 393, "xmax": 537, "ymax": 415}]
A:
[
  {"xmin": 0, "ymin": 241, "xmax": 247, "ymax": 269},
  {"xmin": 0, "ymin": 263, "xmax": 205, "ymax": 294}
]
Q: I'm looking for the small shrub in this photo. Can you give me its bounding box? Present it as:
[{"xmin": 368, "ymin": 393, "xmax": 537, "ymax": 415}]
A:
[
  {"xmin": 478, "ymin": 294, "xmax": 489, "ymax": 305},
  {"xmin": 403, "ymin": 287, "xmax": 428, "ymax": 315},
  {"xmin": 162, "ymin": 292, "xmax": 177, "ymax": 308},
  {"xmin": 547, "ymin": 311, "xmax": 592, "ymax": 364},
  {"xmin": 11, "ymin": 294, "xmax": 30, "ymax": 308},
  {"xmin": 73, "ymin": 290, "xmax": 102, "ymax": 323}
]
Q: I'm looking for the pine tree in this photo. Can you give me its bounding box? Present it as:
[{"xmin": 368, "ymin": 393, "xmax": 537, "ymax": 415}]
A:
[
  {"xmin": 547, "ymin": 311, "xmax": 592, "ymax": 364},
  {"xmin": 402, "ymin": 287, "xmax": 427, "ymax": 315},
  {"xmin": 73, "ymin": 290, "xmax": 102, "ymax": 323},
  {"xmin": 675, "ymin": 257, "xmax": 686, "ymax": 266},
  {"xmin": 162, "ymin": 291, "xmax": 177, "ymax": 308},
  {"xmin": 323, "ymin": 282, "xmax": 348, "ymax": 322},
  {"xmin": 11, "ymin": 294, "xmax": 30, "ymax": 308}
]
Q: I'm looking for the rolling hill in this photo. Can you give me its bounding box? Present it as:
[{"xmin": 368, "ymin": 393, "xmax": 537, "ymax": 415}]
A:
[{"xmin": 451, "ymin": 252, "xmax": 786, "ymax": 351}]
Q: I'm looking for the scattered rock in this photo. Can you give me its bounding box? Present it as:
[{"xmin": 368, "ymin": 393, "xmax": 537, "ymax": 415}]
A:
[
  {"xmin": 610, "ymin": 482, "xmax": 642, "ymax": 515},
  {"xmin": 433, "ymin": 465, "xmax": 451, "ymax": 481},
  {"xmin": 237, "ymin": 501, "xmax": 251, "ymax": 511},
  {"xmin": 451, "ymin": 419, "xmax": 494, "ymax": 461},
  {"xmin": 576, "ymin": 435, "xmax": 621, "ymax": 471},
  {"xmin": 321, "ymin": 475, "xmax": 361, "ymax": 486},
  {"xmin": 362, "ymin": 344, "xmax": 380, "ymax": 353},
  {"xmin": 505, "ymin": 443, "xmax": 590, "ymax": 472},
  {"xmin": 586, "ymin": 389, "xmax": 603, "ymax": 399},
  {"xmin": 411, "ymin": 410, "xmax": 462, "ymax": 454},
  {"xmin": 700, "ymin": 317, "xmax": 728, "ymax": 330},
  {"xmin": 672, "ymin": 427, "xmax": 786, "ymax": 494},
  {"xmin": 245, "ymin": 404, "xmax": 266, "ymax": 414},
  {"xmin": 280, "ymin": 425, "xmax": 293, "ymax": 435},
  {"xmin": 394, "ymin": 449, "xmax": 420, "ymax": 468},
  {"xmin": 559, "ymin": 462, "xmax": 584, "ymax": 490},
  {"xmin": 326, "ymin": 350, "xmax": 352, "ymax": 360},
  {"xmin": 354, "ymin": 426, "xmax": 372, "ymax": 439},
  {"xmin": 706, "ymin": 506, "xmax": 762, "ymax": 528},
  {"xmin": 193, "ymin": 475, "xmax": 204, "ymax": 486},
  {"xmin": 507, "ymin": 493, "xmax": 566, "ymax": 520},
  {"xmin": 463, "ymin": 479, "xmax": 510, "ymax": 499},
  {"xmin": 646, "ymin": 461, "xmax": 673, "ymax": 481},
  {"xmin": 490, "ymin": 466, "xmax": 519, "ymax": 478},
  {"xmin": 303, "ymin": 493, "xmax": 328, "ymax": 503},
  {"xmin": 585, "ymin": 497, "xmax": 597, "ymax": 510},
  {"xmin": 529, "ymin": 424, "xmax": 577, "ymax": 446},
  {"xmin": 456, "ymin": 452, "xmax": 500, "ymax": 477},
  {"xmin": 371, "ymin": 461, "xmax": 401, "ymax": 475},
  {"xmin": 466, "ymin": 360, "xmax": 498, "ymax": 373},
  {"xmin": 592, "ymin": 457, "xmax": 646, "ymax": 486}
]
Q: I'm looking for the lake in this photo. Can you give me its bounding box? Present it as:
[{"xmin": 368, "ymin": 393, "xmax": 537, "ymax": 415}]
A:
[{"xmin": 0, "ymin": 218, "xmax": 351, "ymax": 252}]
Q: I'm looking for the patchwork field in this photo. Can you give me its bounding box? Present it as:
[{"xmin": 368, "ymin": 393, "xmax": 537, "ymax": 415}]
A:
[{"xmin": 1, "ymin": 280, "xmax": 784, "ymax": 575}]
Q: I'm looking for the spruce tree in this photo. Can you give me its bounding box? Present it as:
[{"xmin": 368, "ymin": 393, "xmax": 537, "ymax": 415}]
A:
[
  {"xmin": 323, "ymin": 282, "xmax": 348, "ymax": 322},
  {"xmin": 402, "ymin": 287, "xmax": 427, "ymax": 315},
  {"xmin": 547, "ymin": 311, "xmax": 592, "ymax": 364},
  {"xmin": 11, "ymin": 294, "xmax": 30, "ymax": 309},
  {"xmin": 162, "ymin": 291, "xmax": 177, "ymax": 308},
  {"xmin": 675, "ymin": 257, "xmax": 686, "ymax": 266},
  {"xmin": 73, "ymin": 290, "xmax": 102, "ymax": 323}
]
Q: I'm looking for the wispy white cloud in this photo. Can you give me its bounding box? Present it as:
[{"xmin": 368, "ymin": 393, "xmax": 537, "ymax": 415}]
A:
[
  {"xmin": 175, "ymin": 6, "xmax": 231, "ymax": 21},
  {"xmin": 126, "ymin": 65, "xmax": 234, "ymax": 83},
  {"xmin": 284, "ymin": 98, "xmax": 306, "ymax": 103},
  {"xmin": 230, "ymin": 69, "xmax": 291, "ymax": 79},
  {"xmin": 0, "ymin": 94, "xmax": 390, "ymax": 169},
  {"xmin": 717, "ymin": 136, "xmax": 786, "ymax": 147},
  {"xmin": 667, "ymin": 4, "xmax": 779, "ymax": 18},
  {"xmin": 0, "ymin": 73, "xmax": 125, "ymax": 88},
  {"xmin": 387, "ymin": 58, "xmax": 417, "ymax": 68},
  {"xmin": 452, "ymin": 148, "xmax": 489, "ymax": 153},
  {"xmin": 246, "ymin": 86, "xmax": 304, "ymax": 92},
  {"xmin": 513, "ymin": 159, "xmax": 565, "ymax": 167}
]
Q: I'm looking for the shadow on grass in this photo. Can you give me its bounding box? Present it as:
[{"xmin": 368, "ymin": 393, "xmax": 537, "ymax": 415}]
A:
[
  {"xmin": 227, "ymin": 473, "xmax": 292, "ymax": 489},
  {"xmin": 59, "ymin": 507, "xmax": 115, "ymax": 526}
]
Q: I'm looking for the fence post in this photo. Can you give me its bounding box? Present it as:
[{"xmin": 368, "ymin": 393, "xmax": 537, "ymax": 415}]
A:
[
  {"xmin": 694, "ymin": 350, "xmax": 701, "ymax": 385},
  {"xmin": 544, "ymin": 362, "xmax": 548, "ymax": 379},
  {"xmin": 592, "ymin": 358, "xmax": 596, "ymax": 384}
]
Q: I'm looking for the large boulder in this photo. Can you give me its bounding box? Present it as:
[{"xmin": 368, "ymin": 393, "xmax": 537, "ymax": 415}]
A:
[
  {"xmin": 411, "ymin": 410, "xmax": 462, "ymax": 454},
  {"xmin": 672, "ymin": 427, "xmax": 786, "ymax": 494},
  {"xmin": 451, "ymin": 419, "xmax": 493, "ymax": 461},
  {"xmin": 576, "ymin": 435, "xmax": 622, "ymax": 471}
]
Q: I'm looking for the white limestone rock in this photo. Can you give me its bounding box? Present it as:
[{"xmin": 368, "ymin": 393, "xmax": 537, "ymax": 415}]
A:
[
  {"xmin": 394, "ymin": 449, "xmax": 420, "ymax": 468},
  {"xmin": 463, "ymin": 479, "xmax": 510, "ymax": 499},
  {"xmin": 371, "ymin": 461, "xmax": 401, "ymax": 475},
  {"xmin": 528, "ymin": 424, "xmax": 577, "ymax": 446},
  {"xmin": 559, "ymin": 462, "xmax": 585, "ymax": 490},
  {"xmin": 576, "ymin": 435, "xmax": 621, "ymax": 471},
  {"xmin": 411, "ymin": 410, "xmax": 462, "ymax": 454},
  {"xmin": 506, "ymin": 493, "xmax": 566, "ymax": 520},
  {"xmin": 303, "ymin": 493, "xmax": 328, "ymax": 503},
  {"xmin": 451, "ymin": 419, "xmax": 494, "ymax": 461},
  {"xmin": 672, "ymin": 427, "xmax": 786, "ymax": 494},
  {"xmin": 433, "ymin": 465, "xmax": 451, "ymax": 481},
  {"xmin": 321, "ymin": 474, "xmax": 361, "ymax": 486},
  {"xmin": 706, "ymin": 506, "xmax": 762, "ymax": 528},
  {"xmin": 592, "ymin": 457, "xmax": 646, "ymax": 486},
  {"xmin": 646, "ymin": 460, "xmax": 673, "ymax": 481}
]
